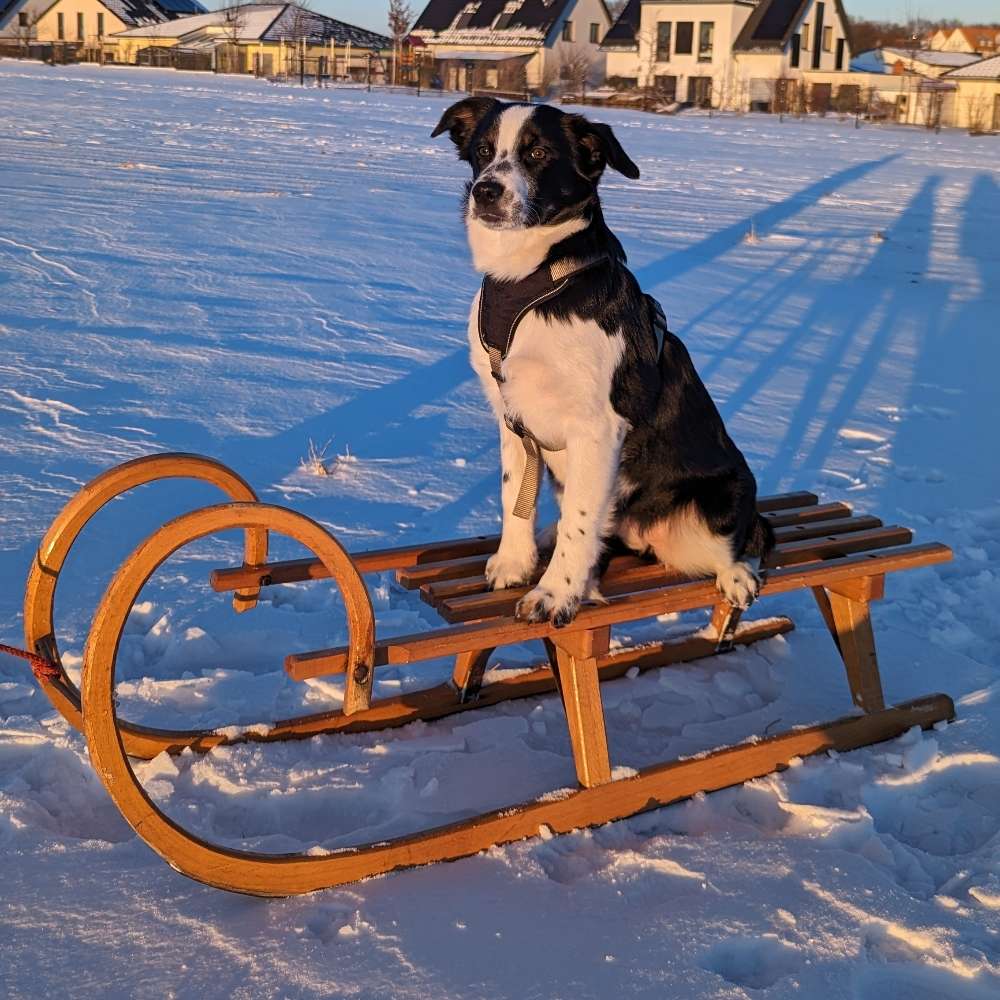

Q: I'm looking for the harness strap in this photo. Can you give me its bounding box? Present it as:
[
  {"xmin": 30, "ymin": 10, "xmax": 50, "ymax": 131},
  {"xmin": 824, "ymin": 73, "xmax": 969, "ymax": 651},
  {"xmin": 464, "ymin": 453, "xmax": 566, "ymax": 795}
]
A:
[
  {"xmin": 481, "ymin": 253, "xmax": 608, "ymax": 521},
  {"xmin": 487, "ymin": 344, "xmax": 544, "ymax": 520}
]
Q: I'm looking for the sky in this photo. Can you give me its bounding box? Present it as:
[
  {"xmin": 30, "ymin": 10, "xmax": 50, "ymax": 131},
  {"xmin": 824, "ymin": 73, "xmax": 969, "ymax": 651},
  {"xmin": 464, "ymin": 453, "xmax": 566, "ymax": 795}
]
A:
[{"xmin": 325, "ymin": 0, "xmax": 998, "ymax": 34}]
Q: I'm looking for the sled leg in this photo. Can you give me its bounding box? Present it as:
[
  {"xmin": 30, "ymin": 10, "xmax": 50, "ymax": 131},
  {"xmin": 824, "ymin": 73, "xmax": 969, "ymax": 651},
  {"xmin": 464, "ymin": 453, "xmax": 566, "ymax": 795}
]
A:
[
  {"xmin": 816, "ymin": 578, "xmax": 885, "ymax": 713},
  {"xmin": 451, "ymin": 647, "xmax": 494, "ymax": 703},
  {"xmin": 551, "ymin": 630, "xmax": 612, "ymax": 788},
  {"xmin": 712, "ymin": 600, "xmax": 743, "ymax": 653}
]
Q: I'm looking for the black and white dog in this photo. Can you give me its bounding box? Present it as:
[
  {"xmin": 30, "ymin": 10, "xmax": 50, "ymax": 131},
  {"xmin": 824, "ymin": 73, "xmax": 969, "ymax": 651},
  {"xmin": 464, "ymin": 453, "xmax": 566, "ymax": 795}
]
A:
[{"xmin": 432, "ymin": 98, "xmax": 773, "ymax": 627}]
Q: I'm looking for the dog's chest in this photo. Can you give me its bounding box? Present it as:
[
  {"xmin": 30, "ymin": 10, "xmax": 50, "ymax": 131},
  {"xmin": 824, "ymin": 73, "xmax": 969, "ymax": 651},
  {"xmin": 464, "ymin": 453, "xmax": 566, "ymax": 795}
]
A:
[{"xmin": 468, "ymin": 292, "xmax": 625, "ymax": 452}]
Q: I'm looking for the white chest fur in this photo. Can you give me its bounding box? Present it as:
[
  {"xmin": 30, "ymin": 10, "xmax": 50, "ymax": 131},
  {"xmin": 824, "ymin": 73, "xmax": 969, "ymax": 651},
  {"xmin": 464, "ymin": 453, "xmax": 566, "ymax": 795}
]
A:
[{"xmin": 467, "ymin": 291, "xmax": 627, "ymax": 483}]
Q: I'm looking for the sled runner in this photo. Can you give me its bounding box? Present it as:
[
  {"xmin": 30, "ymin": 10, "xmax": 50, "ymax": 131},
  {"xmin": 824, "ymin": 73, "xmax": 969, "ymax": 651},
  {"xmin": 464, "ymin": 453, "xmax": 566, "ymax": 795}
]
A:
[{"xmin": 22, "ymin": 453, "xmax": 954, "ymax": 896}]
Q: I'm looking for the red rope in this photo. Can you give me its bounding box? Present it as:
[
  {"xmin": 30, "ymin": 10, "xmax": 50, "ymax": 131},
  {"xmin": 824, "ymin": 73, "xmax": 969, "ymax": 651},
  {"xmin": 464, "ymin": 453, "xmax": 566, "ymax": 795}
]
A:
[{"xmin": 0, "ymin": 642, "xmax": 62, "ymax": 683}]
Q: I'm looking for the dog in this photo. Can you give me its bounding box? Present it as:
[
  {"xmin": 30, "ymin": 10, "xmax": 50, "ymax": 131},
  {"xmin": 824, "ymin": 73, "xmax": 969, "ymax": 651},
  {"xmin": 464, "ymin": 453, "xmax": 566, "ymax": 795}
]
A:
[{"xmin": 432, "ymin": 98, "xmax": 773, "ymax": 627}]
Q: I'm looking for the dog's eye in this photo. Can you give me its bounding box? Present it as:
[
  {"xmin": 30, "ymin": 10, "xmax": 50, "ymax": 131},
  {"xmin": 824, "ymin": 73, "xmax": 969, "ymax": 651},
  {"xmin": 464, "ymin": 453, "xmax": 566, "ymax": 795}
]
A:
[
  {"xmin": 476, "ymin": 144, "xmax": 492, "ymax": 160},
  {"xmin": 529, "ymin": 146, "xmax": 547, "ymax": 161}
]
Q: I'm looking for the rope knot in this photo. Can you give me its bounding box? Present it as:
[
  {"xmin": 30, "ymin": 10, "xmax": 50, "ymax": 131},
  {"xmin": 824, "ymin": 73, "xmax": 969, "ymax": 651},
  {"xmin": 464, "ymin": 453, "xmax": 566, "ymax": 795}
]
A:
[{"xmin": 0, "ymin": 642, "xmax": 62, "ymax": 683}]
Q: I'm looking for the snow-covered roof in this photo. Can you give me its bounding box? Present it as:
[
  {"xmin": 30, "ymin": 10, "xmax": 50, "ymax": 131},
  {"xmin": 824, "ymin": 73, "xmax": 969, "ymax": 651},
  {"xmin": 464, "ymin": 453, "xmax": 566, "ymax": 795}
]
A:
[
  {"xmin": 113, "ymin": 2, "xmax": 390, "ymax": 48},
  {"xmin": 433, "ymin": 48, "xmax": 531, "ymax": 60},
  {"xmin": 412, "ymin": 0, "xmax": 576, "ymax": 47},
  {"xmin": 852, "ymin": 47, "xmax": 983, "ymax": 74},
  {"xmin": 944, "ymin": 53, "xmax": 1000, "ymax": 79},
  {"xmin": 885, "ymin": 48, "xmax": 981, "ymax": 67},
  {"xmin": 114, "ymin": 4, "xmax": 282, "ymax": 38},
  {"xmin": 0, "ymin": 0, "xmax": 205, "ymax": 30}
]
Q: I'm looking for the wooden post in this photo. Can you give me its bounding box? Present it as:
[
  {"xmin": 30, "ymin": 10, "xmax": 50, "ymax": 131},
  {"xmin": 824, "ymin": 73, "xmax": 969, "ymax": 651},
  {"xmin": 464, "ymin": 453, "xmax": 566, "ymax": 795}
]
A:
[
  {"xmin": 711, "ymin": 600, "xmax": 742, "ymax": 653},
  {"xmin": 451, "ymin": 647, "xmax": 494, "ymax": 703},
  {"xmin": 816, "ymin": 580, "xmax": 885, "ymax": 713},
  {"xmin": 550, "ymin": 629, "xmax": 612, "ymax": 788}
]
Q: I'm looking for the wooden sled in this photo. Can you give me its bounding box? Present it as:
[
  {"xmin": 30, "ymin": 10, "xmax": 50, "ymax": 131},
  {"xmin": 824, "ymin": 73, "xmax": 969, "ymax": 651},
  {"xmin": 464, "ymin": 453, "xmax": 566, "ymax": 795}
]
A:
[{"xmin": 25, "ymin": 453, "xmax": 954, "ymax": 896}]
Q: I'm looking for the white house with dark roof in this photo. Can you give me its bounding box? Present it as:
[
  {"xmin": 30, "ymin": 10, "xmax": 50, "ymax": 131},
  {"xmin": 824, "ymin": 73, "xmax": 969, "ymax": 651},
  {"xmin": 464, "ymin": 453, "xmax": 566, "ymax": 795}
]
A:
[
  {"xmin": 410, "ymin": 0, "xmax": 613, "ymax": 95},
  {"xmin": 0, "ymin": 0, "xmax": 200, "ymax": 54},
  {"xmin": 602, "ymin": 0, "xmax": 852, "ymax": 109}
]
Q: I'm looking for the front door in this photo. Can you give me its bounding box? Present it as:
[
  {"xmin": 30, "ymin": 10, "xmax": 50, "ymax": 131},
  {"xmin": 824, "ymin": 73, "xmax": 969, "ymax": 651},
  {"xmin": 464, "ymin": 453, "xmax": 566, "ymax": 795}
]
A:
[{"xmin": 688, "ymin": 76, "xmax": 712, "ymax": 108}]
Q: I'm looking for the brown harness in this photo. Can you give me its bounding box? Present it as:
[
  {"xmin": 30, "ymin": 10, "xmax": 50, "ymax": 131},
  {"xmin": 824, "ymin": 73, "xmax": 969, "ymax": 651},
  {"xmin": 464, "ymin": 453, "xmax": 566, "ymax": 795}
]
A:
[{"xmin": 478, "ymin": 255, "xmax": 607, "ymax": 518}]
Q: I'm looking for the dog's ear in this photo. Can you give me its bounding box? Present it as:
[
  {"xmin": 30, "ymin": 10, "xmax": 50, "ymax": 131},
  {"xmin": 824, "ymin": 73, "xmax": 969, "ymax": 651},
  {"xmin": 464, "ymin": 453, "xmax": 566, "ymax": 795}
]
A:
[
  {"xmin": 568, "ymin": 116, "xmax": 640, "ymax": 180},
  {"xmin": 431, "ymin": 97, "xmax": 501, "ymax": 156}
]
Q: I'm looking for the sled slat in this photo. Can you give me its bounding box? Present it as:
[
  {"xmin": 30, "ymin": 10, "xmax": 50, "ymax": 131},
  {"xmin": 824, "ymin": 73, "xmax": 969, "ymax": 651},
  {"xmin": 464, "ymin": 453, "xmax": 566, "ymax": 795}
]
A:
[
  {"xmin": 286, "ymin": 542, "xmax": 951, "ymax": 681},
  {"xmin": 208, "ymin": 493, "xmax": 819, "ymax": 594},
  {"xmin": 413, "ymin": 515, "xmax": 886, "ymax": 601},
  {"xmin": 431, "ymin": 526, "xmax": 914, "ymax": 624}
]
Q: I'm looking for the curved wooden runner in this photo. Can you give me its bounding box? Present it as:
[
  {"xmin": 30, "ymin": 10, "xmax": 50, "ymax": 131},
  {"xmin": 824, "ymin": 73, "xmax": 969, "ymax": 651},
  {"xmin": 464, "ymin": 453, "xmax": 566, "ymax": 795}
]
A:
[{"xmin": 22, "ymin": 453, "xmax": 269, "ymax": 759}]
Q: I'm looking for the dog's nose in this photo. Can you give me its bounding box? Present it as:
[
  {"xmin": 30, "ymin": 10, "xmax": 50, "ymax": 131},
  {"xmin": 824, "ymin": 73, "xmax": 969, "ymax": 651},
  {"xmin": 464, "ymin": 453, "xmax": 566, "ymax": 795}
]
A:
[{"xmin": 472, "ymin": 181, "xmax": 503, "ymax": 207}]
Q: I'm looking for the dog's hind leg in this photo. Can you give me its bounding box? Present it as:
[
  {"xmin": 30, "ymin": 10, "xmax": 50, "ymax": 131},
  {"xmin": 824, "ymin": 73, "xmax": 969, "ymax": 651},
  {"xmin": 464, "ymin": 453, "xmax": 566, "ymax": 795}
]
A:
[{"xmin": 634, "ymin": 509, "xmax": 761, "ymax": 611}]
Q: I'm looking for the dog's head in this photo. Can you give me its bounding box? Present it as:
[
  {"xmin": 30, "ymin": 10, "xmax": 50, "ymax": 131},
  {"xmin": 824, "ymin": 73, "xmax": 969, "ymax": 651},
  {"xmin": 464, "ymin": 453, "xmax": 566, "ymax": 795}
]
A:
[{"xmin": 431, "ymin": 99, "xmax": 639, "ymax": 231}]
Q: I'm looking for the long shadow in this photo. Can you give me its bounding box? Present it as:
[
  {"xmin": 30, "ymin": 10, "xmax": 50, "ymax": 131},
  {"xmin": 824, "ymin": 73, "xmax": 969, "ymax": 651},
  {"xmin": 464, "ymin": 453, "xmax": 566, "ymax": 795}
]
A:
[
  {"xmin": 634, "ymin": 155, "xmax": 899, "ymax": 288},
  {"xmin": 886, "ymin": 171, "xmax": 1000, "ymax": 515},
  {"xmin": 761, "ymin": 176, "xmax": 944, "ymax": 486}
]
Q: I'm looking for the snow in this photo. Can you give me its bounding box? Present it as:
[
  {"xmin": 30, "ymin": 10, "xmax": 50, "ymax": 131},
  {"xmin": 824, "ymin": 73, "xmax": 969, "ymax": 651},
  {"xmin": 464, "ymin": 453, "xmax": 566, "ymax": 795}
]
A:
[{"xmin": 1, "ymin": 61, "xmax": 1000, "ymax": 998}]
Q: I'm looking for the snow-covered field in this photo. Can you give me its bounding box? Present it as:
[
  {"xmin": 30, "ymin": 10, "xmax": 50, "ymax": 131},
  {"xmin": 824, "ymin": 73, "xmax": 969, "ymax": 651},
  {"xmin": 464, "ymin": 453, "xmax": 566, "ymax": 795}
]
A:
[{"xmin": 1, "ymin": 60, "xmax": 999, "ymax": 999}]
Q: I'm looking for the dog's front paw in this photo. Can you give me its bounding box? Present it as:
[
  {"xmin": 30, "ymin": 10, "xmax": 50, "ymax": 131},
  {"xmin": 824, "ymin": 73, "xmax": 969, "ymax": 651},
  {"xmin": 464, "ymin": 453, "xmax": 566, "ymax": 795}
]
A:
[
  {"xmin": 515, "ymin": 585, "xmax": 581, "ymax": 628},
  {"xmin": 486, "ymin": 548, "xmax": 537, "ymax": 590},
  {"xmin": 715, "ymin": 562, "xmax": 761, "ymax": 610}
]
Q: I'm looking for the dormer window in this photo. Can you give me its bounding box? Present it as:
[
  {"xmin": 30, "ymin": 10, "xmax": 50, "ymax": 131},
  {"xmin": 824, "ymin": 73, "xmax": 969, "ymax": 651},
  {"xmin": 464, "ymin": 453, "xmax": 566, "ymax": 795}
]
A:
[
  {"xmin": 454, "ymin": 2, "xmax": 481, "ymax": 30},
  {"xmin": 494, "ymin": 1, "xmax": 523, "ymax": 31}
]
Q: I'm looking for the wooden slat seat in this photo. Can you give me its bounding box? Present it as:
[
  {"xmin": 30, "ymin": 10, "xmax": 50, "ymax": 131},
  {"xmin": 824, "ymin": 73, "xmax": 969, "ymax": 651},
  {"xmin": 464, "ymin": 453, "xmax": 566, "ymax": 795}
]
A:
[{"xmin": 285, "ymin": 541, "xmax": 951, "ymax": 679}]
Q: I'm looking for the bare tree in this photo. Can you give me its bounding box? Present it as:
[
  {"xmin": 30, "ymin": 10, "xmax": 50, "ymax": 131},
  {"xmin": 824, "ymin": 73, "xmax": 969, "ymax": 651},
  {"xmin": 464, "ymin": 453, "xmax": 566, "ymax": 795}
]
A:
[
  {"xmin": 216, "ymin": 2, "xmax": 247, "ymax": 73},
  {"xmin": 14, "ymin": 9, "xmax": 42, "ymax": 55},
  {"xmin": 284, "ymin": 0, "xmax": 316, "ymax": 84},
  {"xmin": 387, "ymin": 0, "xmax": 413, "ymax": 85},
  {"xmin": 554, "ymin": 42, "xmax": 597, "ymax": 100}
]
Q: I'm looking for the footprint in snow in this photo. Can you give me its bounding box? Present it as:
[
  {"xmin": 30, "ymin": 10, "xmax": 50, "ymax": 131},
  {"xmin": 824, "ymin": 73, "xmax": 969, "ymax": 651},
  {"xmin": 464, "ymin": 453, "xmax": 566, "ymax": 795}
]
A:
[
  {"xmin": 700, "ymin": 935, "xmax": 802, "ymax": 989},
  {"xmin": 862, "ymin": 751, "xmax": 1000, "ymax": 856}
]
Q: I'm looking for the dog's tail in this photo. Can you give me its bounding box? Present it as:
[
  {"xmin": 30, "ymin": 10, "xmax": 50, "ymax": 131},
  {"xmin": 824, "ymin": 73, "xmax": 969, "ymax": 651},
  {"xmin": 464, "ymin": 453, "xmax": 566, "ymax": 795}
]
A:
[{"xmin": 745, "ymin": 512, "xmax": 776, "ymax": 563}]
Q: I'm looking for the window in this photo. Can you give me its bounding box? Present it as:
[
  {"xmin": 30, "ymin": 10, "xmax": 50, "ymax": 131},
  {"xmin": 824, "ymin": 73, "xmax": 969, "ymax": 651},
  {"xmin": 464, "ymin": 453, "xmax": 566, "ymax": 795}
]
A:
[
  {"xmin": 562, "ymin": 20, "xmax": 573, "ymax": 42},
  {"xmin": 801, "ymin": 23, "xmax": 810, "ymax": 49},
  {"xmin": 822, "ymin": 25, "xmax": 832, "ymax": 51},
  {"xmin": 654, "ymin": 74, "xmax": 677, "ymax": 100},
  {"xmin": 77, "ymin": 12, "xmax": 84, "ymax": 39},
  {"xmin": 698, "ymin": 22, "xmax": 714, "ymax": 61},
  {"xmin": 57, "ymin": 12, "xmax": 64, "ymax": 38},
  {"xmin": 589, "ymin": 22, "xmax": 600, "ymax": 44},
  {"xmin": 812, "ymin": 3, "xmax": 825, "ymax": 69},
  {"xmin": 97, "ymin": 13, "xmax": 104, "ymax": 37},
  {"xmin": 17, "ymin": 11, "xmax": 27, "ymax": 25},
  {"xmin": 675, "ymin": 21, "xmax": 693, "ymax": 54},
  {"xmin": 655, "ymin": 22, "xmax": 671, "ymax": 61},
  {"xmin": 454, "ymin": 3, "xmax": 480, "ymax": 30},
  {"xmin": 494, "ymin": 1, "xmax": 521, "ymax": 31},
  {"xmin": 485, "ymin": 67, "xmax": 498, "ymax": 88},
  {"xmin": 790, "ymin": 32, "xmax": 800, "ymax": 67},
  {"xmin": 835, "ymin": 37, "xmax": 845, "ymax": 69}
]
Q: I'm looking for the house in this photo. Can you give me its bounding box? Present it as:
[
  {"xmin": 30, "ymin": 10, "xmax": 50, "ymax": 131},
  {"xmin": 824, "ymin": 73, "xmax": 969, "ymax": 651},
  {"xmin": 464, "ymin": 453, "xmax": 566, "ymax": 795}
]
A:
[
  {"xmin": 932, "ymin": 26, "xmax": 1000, "ymax": 57},
  {"xmin": 944, "ymin": 54, "xmax": 1000, "ymax": 131},
  {"xmin": 108, "ymin": 3, "xmax": 390, "ymax": 75},
  {"xmin": 409, "ymin": 0, "xmax": 613, "ymax": 96},
  {"xmin": 602, "ymin": 0, "xmax": 853, "ymax": 109},
  {"xmin": 852, "ymin": 46, "xmax": 981, "ymax": 79},
  {"xmin": 0, "ymin": 0, "xmax": 202, "ymax": 56}
]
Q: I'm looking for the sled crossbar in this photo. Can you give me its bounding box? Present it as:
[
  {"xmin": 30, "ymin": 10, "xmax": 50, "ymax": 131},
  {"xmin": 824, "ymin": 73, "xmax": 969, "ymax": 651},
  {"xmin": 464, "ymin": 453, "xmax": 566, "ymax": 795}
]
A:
[{"xmin": 22, "ymin": 453, "xmax": 956, "ymax": 896}]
